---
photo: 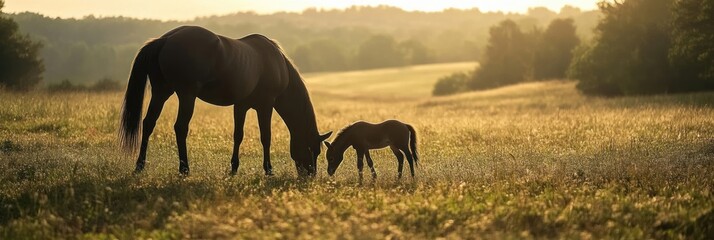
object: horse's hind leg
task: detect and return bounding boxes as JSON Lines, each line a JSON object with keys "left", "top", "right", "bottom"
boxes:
{"left": 365, "top": 151, "right": 377, "bottom": 179}
{"left": 257, "top": 107, "right": 274, "bottom": 176}
{"left": 135, "top": 86, "right": 173, "bottom": 173}
{"left": 400, "top": 146, "right": 416, "bottom": 178}
{"left": 390, "top": 146, "right": 404, "bottom": 179}
{"left": 174, "top": 94, "right": 196, "bottom": 175}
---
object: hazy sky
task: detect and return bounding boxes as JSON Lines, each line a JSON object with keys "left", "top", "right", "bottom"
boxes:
{"left": 4, "top": 0, "right": 600, "bottom": 21}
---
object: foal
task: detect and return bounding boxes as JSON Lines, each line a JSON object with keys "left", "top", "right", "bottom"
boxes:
{"left": 325, "top": 120, "right": 419, "bottom": 179}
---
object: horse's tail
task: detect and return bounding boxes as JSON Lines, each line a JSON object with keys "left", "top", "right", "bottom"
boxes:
{"left": 119, "top": 38, "right": 165, "bottom": 153}
{"left": 406, "top": 124, "right": 419, "bottom": 167}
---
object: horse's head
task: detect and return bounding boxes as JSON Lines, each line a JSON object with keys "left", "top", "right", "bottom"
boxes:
{"left": 293, "top": 131, "right": 332, "bottom": 177}
{"left": 324, "top": 141, "right": 344, "bottom": 176}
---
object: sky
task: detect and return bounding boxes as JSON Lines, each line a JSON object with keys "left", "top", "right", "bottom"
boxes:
{"left": 4, "top": 0, "right": 600, "bottom": 21}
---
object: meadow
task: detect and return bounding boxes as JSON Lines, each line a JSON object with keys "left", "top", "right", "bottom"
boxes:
{"left": 1, "top": 62, "right": 713, "bottom": 239}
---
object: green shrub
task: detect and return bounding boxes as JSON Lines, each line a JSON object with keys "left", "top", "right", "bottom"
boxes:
{"left": 47, "top": 79, "right": 86, "bottom": 92}
{"left": 90, "top": 78, "right": 123, "bottom": 92}
{"left": 47, "top": 78, "right": 123, "bottom": 93}
{"left": 432, "top": 72, "right": 470, "bottom": 96}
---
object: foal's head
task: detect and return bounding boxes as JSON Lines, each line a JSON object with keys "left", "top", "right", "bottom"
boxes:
{"left": 324, "top": 141, "right": 344, "bottom": 176}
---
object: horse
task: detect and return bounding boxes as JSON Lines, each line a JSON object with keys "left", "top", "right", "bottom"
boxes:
{"left": 324, "top": 120, "right": 418, "bottom": 180}
{"left": 118, "top": 26, "right": 332, "bottom": 176}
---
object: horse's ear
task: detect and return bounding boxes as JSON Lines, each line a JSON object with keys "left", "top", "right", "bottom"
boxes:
{"left": 324, "top": 141, "right": 332, "bottom": 149}
{"left": 319, "top": 131, "right": 333, "bottom": 142}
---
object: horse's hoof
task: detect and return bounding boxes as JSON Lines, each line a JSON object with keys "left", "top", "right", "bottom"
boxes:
{"left": 179, "top": 167, "right": 190, "bottom": 176}
{"left": 265, "top": 171, "right": 274, "bottom": 176}
{"left": 134, "top": 165, "right": 144, "bottom": 174}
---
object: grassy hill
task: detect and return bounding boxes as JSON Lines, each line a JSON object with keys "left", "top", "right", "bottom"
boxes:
{"left": 1, "top": 63, "right": 713, "bottom": 238}
{"left": 305, "top": 62, "right": 476, "bottom": 99}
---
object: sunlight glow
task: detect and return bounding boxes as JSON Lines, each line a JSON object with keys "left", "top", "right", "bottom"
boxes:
{"left": 4, "top": 0, "right": 599, "bottom": 20}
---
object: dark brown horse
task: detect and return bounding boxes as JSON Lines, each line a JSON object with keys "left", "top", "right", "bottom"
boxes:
{"left": 325, "top": 120, "right": 418, "bottom": 179}
{"left": 119, "top": 26, "right": 331, "bottom": 176}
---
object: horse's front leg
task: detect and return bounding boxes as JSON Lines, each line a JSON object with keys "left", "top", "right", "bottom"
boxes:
{"left": 257, "top": 107, "right": 274, "bottom": 176}
{"left": 356, "top": 149, "right": 365, "bottom": 182}
{"left": 231, "top": 106, "right": 248, "bottom": 175}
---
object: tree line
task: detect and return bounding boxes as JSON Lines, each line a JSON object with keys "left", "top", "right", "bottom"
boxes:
{"left": 435, "top": 0, "right": 714, "bottom": 96}
{"left": 0, "top": 0, "right": 43, "bottom": 91}
{"left": 570, "top": 0, "right": 714, "bottom": 95}
{"left": 433, "top": 18, "right": 580, "bottom": 95}
{"left": 0, "top": 5, "right": 599, "bottom": 90}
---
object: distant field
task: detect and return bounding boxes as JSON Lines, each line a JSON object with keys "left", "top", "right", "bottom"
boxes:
{"left": 305, "top": 62, "right": 476, "bottom": 99}
{"left": 1, "top": 63, "right": 713, "bottom": 238}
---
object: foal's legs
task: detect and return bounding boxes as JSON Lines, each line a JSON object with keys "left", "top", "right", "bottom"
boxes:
{"left": 390, "top": 146, "right": 405, "bottom": 179}
{"left": 257, "top": 107, "right": 274, "bottom": 176}
{"left": 174, "top": 95, "right": 196, "bottom": 175}
{"left": 230, "top": 106, "right": 248, "bottom": 175}
{"left": 135, "top": 88, "right": 172, "bottom": 173}
{"left": 356, "top": 149, "right": 365, "bottom": 181}
{"left": 401, "top": 146, "right": 416, "bottom": 178}
{"left": 364, "top": 151, "right": 377, "bottom": 179}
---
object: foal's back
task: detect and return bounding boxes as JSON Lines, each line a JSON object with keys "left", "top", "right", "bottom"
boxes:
{"left": 349, "top": 120, "right": 410, "bottom": 149}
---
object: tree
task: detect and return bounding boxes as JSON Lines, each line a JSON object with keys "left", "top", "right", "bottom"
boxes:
{"left": 355, "top": 34, "right": 405, "bottom": 69}
{"left": 291, "top": 39, "right": 347, "bottom": 72}
{"left": 527, "top": 7, "right": 558, "bottom": 25}
{"left": 534, "top": 18, "right": 580, "bottom": 80}
{"left": 568, "top": 0, "right": 674, "bottom": 95}
{"left": 469, "top": 20, "right": 533, "bottom": 90}
{"left": 559, "top": 5, "right": 583, "bottom": 18}
{"left": 669, "top": 0, "right": 714, "bottom": 91}
{"left": 399, "top": 39, "right": 434, "bottom": 65}
{"left": 432, "top": 18, "right": 583, "bottom": 95}
{"left": 0, "top": 0, "right": 44, "bottom": 91}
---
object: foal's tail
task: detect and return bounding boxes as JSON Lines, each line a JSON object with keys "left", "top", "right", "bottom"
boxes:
{"left": 119, "top": 38, "right": 165, "bottom": 153}
{"left": 406, "top": 124, "right": 419, "bottom": 167}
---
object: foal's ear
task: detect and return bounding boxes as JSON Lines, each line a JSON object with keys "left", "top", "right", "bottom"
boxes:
{"left": 319, "top": 131, "right": 333, "bottom": 142}
{"left": 324, "top": 141, "right": 332, "bottom": 149}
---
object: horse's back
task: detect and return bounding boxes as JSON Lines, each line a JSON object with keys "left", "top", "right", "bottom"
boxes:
{"left": 159, "top": 26, "right": 222, "bottom": 83}
{"left": 155, "top": 26, "right": 288, "bottom": 106}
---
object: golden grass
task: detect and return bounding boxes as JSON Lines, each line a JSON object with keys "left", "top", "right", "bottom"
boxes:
{"left": 0, "top": 65, "right": 713, "bottom": 238}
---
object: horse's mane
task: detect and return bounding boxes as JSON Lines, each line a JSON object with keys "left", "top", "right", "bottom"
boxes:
{"left": 250, "top": 34, "right": 303, "bottom": 74}
{"left": 246, "top": 34, "right": 320, "bottom": 140}
{"left": 334, "top": 122, "right": 358, "bottom": 141}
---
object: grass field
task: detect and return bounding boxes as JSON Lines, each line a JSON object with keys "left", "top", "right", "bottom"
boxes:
{"left": 1, "top": 62, "right": 713, "bottom": 239}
